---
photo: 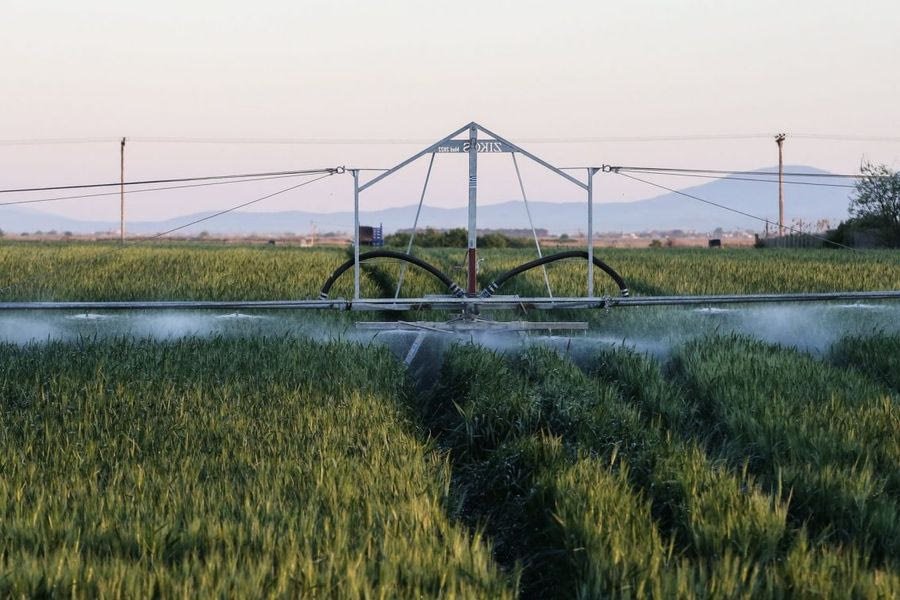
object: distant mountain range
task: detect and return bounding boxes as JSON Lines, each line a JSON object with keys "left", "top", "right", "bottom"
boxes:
{"left": 0, "top": 166, "right": 854, "bottom": 236}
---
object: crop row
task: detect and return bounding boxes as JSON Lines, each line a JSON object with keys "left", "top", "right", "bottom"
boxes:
{"left": 2, "top": 327, "right": 898, "bottom": 597}
{"left": 830, "top": 332, "right": 900, "bottom": 393}
{"left": 663, "top": 336, "right": 899, "bottom": 560}
{"left": 0, "top": 242, "right": 897, "bottom": 301}
{"left": 421, "top": 336, "right": 899, "bottom": 597}
{"left": 420, "top": 247, "right": 900, "bottom": 297}
{"left": 0, "top": 337, "right": 512, "bottom": 598}
{"left": 0, "top": 243, "right": 379, "bottom": 301}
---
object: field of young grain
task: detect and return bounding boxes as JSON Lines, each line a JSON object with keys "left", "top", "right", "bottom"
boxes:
{"left": 0, "top": 241, "right": 898, "bottom": 300}
{"left": 425, "top": 339, "right": 900, "bottom": 597}
{"left": 0, "top": 241, "right": 898, "bottom": 597}
{"left": 0, "top": 338, "right": 510, "bottom": 597}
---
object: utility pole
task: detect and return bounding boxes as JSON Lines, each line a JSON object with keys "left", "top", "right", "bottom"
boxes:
{"left": 120, "top": 137, "right": 126, "bottom": 243}
{"left": 775, "top": 133, "right": 785, "bottom": 236}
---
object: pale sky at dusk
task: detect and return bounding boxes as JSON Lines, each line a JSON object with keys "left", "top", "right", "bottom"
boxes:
{"left": 2, "top": 0, "right": 898, "bottom": 223}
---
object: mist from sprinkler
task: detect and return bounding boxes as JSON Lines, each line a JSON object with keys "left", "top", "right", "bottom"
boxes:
{"left": 0, "top": 303, "right": 897, "bottom": 367}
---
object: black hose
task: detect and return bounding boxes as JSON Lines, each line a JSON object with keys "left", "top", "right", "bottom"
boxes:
{"left": 319, "top": 250, "right": 464, "bottom": 299}
{"left": 480, "top": 251, "right": 629, "bottom": 298}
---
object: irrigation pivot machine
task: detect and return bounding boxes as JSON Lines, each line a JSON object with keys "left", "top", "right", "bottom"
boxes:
{"left": 319, "top": 121, "right": 631, "bottom": 332}
{"left": 2, "top": 121, "right": 900, "bottom": 330}
{"left": 320, "top": 121, "right": 900, "bottom": 332}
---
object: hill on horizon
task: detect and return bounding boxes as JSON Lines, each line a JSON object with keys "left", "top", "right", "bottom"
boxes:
{"left": 0, "top": 166, "right": 855, "bottom": 236}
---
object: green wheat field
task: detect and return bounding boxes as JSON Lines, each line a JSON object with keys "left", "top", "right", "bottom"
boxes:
{"left": 0, "top": 242, "right": 898, "bottom": 598}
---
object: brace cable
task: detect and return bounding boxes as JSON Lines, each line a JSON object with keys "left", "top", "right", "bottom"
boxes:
{"left": 614, "top": 171, "right": 856, "bottom": 251}
{"left": 512, "top": 153, "right": 553, "bottom": 298}
{"left": 394, "top": 153, "right": 435, "bottom": 299}
{"left": 0, "top": 172, "right": 335, "bottom": 298}
{"left": 614, "top": 166, "right": 882, "bottom": 179}
{"left": 615, "top": 170, "right": 857, "bottom": 189}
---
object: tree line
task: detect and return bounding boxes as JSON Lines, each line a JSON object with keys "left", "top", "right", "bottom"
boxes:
{"left": 831, "top": 161, "right": 900, "bottom": 247}
{"left": 385, "top": 228, "right": 535, "bottom": 248}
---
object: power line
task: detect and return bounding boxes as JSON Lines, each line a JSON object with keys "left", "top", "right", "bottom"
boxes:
{"left": 0, "top": 167, "right": 342, "bottom": 194}
{"left": 126, "top": 134, "right": 777, "bottom": 145}
{"left": 99, "top": 133, "right": 900, "bottom": 144}
{"left": 0, "top": 173, "right": 336, "bottom": 297}
{"left": 613, "top": 166, "right": 877, "bottom": 179}
{"left": 531, "top": 133, "right": 900, "bottom": 144}
{"left": 523, "top": 134, "right": 774, "bottom": 143}
{"left": 0, "top": 138, "right": 119, "bottom": 146}
{"left": 2, "top": 133, "right": 899, "bottom": 146}
{"left": 129, "top": 137, "right": 430, "bottom": 145}
{"left": 611, "top": 170, "right": 857, "bottom": 189}
{"left": 146, "top": 173, "right": 334, "bottom": 238}
{"left": 614, "top": 171, "right": 854, "bottom": 251}
{"left": 791, "top": 134, "right": 900, "bottom": 143}
{"left": 0, "top": 173, "right": 318, "bottom": 208}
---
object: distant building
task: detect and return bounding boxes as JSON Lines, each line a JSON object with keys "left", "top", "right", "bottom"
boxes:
{"left": 359, "top": 224, "right": 384, "bottom": 246}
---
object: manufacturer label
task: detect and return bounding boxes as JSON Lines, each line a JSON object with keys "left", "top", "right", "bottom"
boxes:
{"left": 435, "top": 140, "right": 513, "bottom": 153}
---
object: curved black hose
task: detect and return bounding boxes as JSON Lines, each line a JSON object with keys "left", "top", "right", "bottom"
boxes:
{"left": 319, "top": 250, "right": 464, "bottom": 299}
{"left": 480, "top": 251, "right": 629, "bottom": 298}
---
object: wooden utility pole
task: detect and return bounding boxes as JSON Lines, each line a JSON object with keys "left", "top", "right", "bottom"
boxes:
{"left": 775, "top": 133, "right": 786, "bottom": 236}
{"left": 120, "top": 137, "right": 126, "bottom": 243}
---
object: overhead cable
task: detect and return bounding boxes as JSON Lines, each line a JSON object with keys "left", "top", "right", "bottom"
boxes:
{"left": 0, "top": 172, "right": 335, "bottom": 297}
{"left": 512, "top": 153, "right": 553, "bottom": 298}
{"left": 0, "top": 167, "right": 343, "bottom": 195}
{"left": 144, "top": 172, "right": 335, "bottom": 239}
{"left": 394, "top": 153, "right": 435, "bottom": 299}
{"left": 0, "top": 138, "right": 119, "bottom": 146}
{"left": 0, "top": 173, "right": 324, "bottom": 208}
{"left": 2, "top": 133, "right": 899, "bottom": 146}
{"left": 613, "top": 166, "right": 882, "bottom": 179}
{"left": 612, "top": 171, "right": 857, "bottom": 189}
{"left": 110, "top": 133, "right": 900, "bottom": 144}
{"left": 790, "top": 134, "right": 900, "bottom": 143}
{"left": 614, "top": 171, "right": 855, "bottom": 251}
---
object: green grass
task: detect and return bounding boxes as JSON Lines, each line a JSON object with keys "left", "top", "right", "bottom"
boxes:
{"left": 667, "top": 336, "right": 900, "bottom": 562}
{"left": 465, "top": 247, "right": 900, "bottom": 297}
{"left": 0, "top": 337, "right": 513, "bottom": 598}
{"left": 420, "top": 343, "right": 899, "bottom": 598}
{"left": 3, "top": 333, "right": 899, "bottom": 597}
{"left": 830, "top": 332, "right": 900, "bottom": 393}
{"left": 0, "top": 241, "right": 897, "bottom": 301}
{"left": 1, "top": 241, "right": 899, "bottom": 597}
{"left": 0, "top": 243, "right": 382, "bottom": 301}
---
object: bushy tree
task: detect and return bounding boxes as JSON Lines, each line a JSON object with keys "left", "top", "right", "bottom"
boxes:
{"left": 850, "top": 162, "right": 900, "bottom": 226}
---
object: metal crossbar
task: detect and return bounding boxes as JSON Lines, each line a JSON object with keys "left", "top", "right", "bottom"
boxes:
{"left": 351, "top": 122, "right": 600, "bottom": 301}
{"left": 2, "top": 291, "right": 899, "bottom": 312}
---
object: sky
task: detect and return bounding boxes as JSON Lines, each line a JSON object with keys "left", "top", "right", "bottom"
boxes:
{"left": 1, "top": 0, "right": 899, "bottom": 225}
